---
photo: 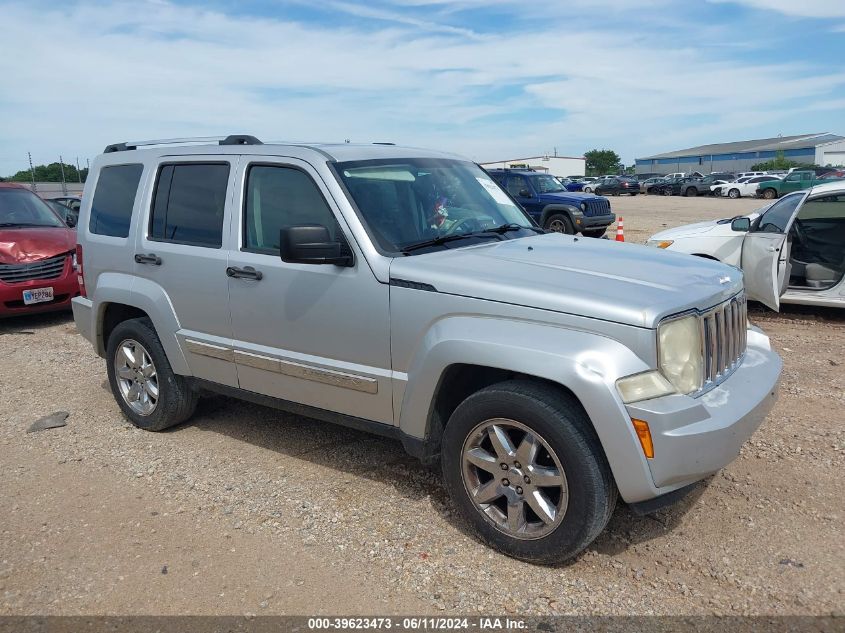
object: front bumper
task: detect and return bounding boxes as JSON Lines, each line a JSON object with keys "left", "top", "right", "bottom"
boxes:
{"left": 575, "top": 213, "right": 616, "bottom": 231}
{"left": 625, "top": 326, "right": 781, "bottom": 491}
{"left": 0, "top": 259, "right": 80, "bottom": 318}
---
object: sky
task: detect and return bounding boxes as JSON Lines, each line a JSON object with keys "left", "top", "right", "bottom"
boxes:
{"left": 1, "top": 0, "right": 844, "bottom": 176}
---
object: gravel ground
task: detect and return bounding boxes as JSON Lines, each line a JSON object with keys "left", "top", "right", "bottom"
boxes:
{"left": 1, "top": 194, "right": 843, "bottom": 616}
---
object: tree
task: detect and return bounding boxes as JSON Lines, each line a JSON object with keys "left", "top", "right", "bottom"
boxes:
{"left": 750, "top": 150, "right": 805, "bottom": 172}
{"left": 584, "top": 149, "right": 622, "bottom": 176}
{"left": 6, "top": 162, "right": 88, "bottom": 183}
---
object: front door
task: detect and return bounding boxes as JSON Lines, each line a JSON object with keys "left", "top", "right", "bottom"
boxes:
{"left": 505, "top": 175, "right": 542, "bottom": 219}
{"left": 225, "top": 158, "right": 393, "bottom": 424}
{"left": 135, "top": 158, "right": 239, "bottom": 386}
{"left": 741, "top": 192, "right": 805, "bottom": 311}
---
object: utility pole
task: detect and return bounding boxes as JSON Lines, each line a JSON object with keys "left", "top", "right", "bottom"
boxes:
{"left": 59, "top": 155, "right": 68, "bottom": 195}
{"left": 28, "top": 152, "right": 37, "bottom": 192}
{"left": 75, "top": 157, "right": 83, "bottom": 184}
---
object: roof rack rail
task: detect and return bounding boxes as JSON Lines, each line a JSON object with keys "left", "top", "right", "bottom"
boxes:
{"left": 103, "top": 134, "right": 263, "bottom": 153}
{"left": 372, "top": 142, "right": 395, "bottom": 146}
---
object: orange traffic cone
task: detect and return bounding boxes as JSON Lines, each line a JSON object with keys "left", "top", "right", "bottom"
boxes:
{"left": 615, "top": 216, "right": 625, "bottom": 242}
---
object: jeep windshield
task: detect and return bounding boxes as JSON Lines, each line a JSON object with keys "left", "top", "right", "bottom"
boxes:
{"left": 335, "top": 158, "right": 537, "bottom": 255}
{"left": 530, "top": 174, "right": 566, "bottom": 193}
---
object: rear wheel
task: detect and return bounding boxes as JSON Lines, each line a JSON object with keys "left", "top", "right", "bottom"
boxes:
{"left": 583, "top": 186, "right": 593, "bottom": 194}
{"left": 728, "top": 188, "right": 740, "bottom": 199}
{"left": 106, "top": 317, "right": 198, "bottom": 431}
{"left": 441, "top": 380, "right": 617, "bottom": 564}
{"left": 662, "top": 187, "right": 673, "bottom": 196}
{"left": 545, "top": 214, "right": 574, "bottom": 234}
{"left": 684, "top": 187, "right": 697, "bottom": 197}
{"left": 761, "top": 188, "right": 778, "bottom": 200}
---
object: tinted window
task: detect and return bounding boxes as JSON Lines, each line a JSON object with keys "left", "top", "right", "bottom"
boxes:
{"left": 756, "top": 194, "right": 803, "bottom": 233}
{"left": 244, "top": 165, "right": 337, "bottom": 252}
{"left": 89, "top": 164, "right": 143, "bottom": 237}
{"left": 150, "top": 163, "right": 229, "bottom": 247}
{"left": 505, "top": 175, "right": 528, "bottom": 197}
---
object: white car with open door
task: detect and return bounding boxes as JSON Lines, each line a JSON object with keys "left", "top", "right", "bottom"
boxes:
{"left": 646, "top": 183, "right": 845, "bottom": 309}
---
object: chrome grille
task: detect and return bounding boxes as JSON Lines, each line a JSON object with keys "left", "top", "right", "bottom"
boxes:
{"left": 0, "top": 254, "right": 67, "bottom": 284}
{"left": 701, "top": 292, "right": 747, "bottom": 388}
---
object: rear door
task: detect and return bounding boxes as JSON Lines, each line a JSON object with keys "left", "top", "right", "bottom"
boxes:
{"left": 741, "top": 192, "right": 805, "bottom": 310}
{"left": 135, "top": 158, "right": 239, "bottom": 386}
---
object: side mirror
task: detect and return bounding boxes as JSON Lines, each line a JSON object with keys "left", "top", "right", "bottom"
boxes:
{"left": 730, "top": 217, "right": 751, "bottom": 232}
{"left": 65, "top": 214, "right": 77, "bottom": 228}
{"left": 518, "top": 189, "right": 532, "bottom": 198}
{"left": 279, "top": 225, "right": 353, "bottom": 266}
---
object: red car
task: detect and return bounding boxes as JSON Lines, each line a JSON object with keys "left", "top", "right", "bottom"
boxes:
{"left": 0, "top": 183, "right": 80, "bottom": 317}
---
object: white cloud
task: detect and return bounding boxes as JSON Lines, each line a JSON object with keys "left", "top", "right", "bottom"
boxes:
{"left": 706, "top": 0, "right": 845, "bottom": 18}
{"left": 0, "top": 0, "right": 843, "bottom": 175}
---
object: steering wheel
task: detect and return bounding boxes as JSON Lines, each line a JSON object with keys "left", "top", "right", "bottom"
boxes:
{"left": 443, "top": 217, "right": 479, "bottom": 236}
{"left": 791, "top": 218, "right": 807, "bottom": 247}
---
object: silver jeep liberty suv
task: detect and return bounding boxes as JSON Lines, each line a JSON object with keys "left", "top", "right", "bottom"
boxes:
{"left": 72, "top": 135, "right": 782, "bottom": 564}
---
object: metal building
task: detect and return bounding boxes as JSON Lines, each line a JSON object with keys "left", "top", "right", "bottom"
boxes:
{"left": 480, "top": 155, "right": 586, "bottom": 178}
{"left": 636, "top": 133, "right": 845, "bottom": 176}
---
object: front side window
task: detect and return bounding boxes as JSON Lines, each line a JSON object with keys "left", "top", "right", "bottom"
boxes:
{"left": 150, "top": 163, "right": 229, "bottom": 247}
{"left": 336, "top": 158, "right": 534, "bottom": 254}
{"left": 244, "top": 165, "right": 338, "bottom": 253}
{"left": 89, "top": 164, "right": 143, "bottom": 237}
{"left": 756, "top": 193, "right": 803, "bottom": 233}
{"left": 504, "top": 175, "right": 528, "bottom": 197}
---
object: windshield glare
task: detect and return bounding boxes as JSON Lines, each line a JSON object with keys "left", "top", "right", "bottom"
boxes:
{"left": 0, "top": 189, "right": 65, "bottom": 228}
{"left": 337, "top": 159, "right": 533, "bottom": 253}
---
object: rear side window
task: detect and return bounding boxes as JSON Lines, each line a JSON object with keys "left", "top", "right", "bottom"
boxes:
{"left": 89, "top": 164, "right": 143, "bottom": 237}
{"left": 244, "top": 165, "right": 337, "bottom": 253}
{"left": 150, "top": 163, "right": 229, "bottom": 247}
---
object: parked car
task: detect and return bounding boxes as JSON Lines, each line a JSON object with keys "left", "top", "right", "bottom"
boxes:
{"left": 650, "top": 176, "right": 692, "bottom": 196}
{"left": 755, "top": 170, "right": 844, "bottom": 200}
{"left": 555, "top": 177, "right": 586, "bottom": 192}
{"left": 0, "top": 183, "right": 80, "bottom": 317}
{"left": 593, "top": 177, "right": 639, "bottom": 196}
{"left": 820, "top": 169, "right": 845, "bottom": 180}
{"left": 50, "top": 196, "right": 83, "bottom": 213}
{"left": 711, "top": 176, "right": 753, "bottom": 197}
{"left": 676, "top": 175, "right": 731, "bottom": 197}
{"left": 487, "top": 168, "right": 615, "bottom": 236}
{"left": 721, "top": 175, "right": 782, "bottom": 199}
{"left": 45, "top": 198, "right": 80, "bottom": 227}
{"left": 736, "top": 171, "right": 768, "bottom": 179}
{"left": 639, "top": 176, "right": 666, "bottom": 193}
{"left": 72, "top": 134, "right": 781, "bottom": 564}
{"left": 647, "top": 183, "right": 845, "bottom": 309}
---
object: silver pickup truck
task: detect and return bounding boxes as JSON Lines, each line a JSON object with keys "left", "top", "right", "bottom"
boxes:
{"left": 72, "top": 135, "right": 782, "bottom": 564}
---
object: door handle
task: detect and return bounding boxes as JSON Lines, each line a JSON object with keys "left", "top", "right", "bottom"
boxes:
{"left": 134, "top": 253, "right": 162, "bottom": 265}
{"left": 226, "top": 266, "right": 263, "bottom": 281}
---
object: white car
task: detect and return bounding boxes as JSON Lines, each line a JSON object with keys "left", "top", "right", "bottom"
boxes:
{"left": 711, "top": 176, "right": 751, "bottom": 197}
{"left": 647, "top": 182, "right": 845, "bottom": 310}
{"left": 720, "top": 175, "right": 782, "bottom": 199}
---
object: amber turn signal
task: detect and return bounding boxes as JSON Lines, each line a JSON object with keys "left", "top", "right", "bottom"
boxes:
{"left": 631, "top": 418, "right": 654, "bottom": 459}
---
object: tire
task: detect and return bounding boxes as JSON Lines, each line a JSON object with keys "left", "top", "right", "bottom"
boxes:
{"left": 630, "top": 192, "right": 638, "bottom": 196}
{"left": 441, "top": 380, "right": 617, "bottom": 565}
{"left": 544, "top": 213, "right": 575, "bottom": 234}
{"left": 662, "top": 187, "right": 673, "bottom": 196}
{"left": 728, "top": 188, "right": 740, "bottom": 199}
{"left": 684, "top": 187, "right": 697, "bottom": 197}
{"left": 761, "top": 188, "right": 778, "bottom": 200}
{"left": 106, "top": 317, "right": 198, "bottom": 431}
{"left": 583, "top": 186, "right": 593, "bottom": 194}
{"left": 582, "top": 228, "right": 606, "bottom": 238}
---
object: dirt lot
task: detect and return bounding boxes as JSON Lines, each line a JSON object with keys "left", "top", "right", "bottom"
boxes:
{"left": 1, "top": 194, "right": 843, "bottom": 616}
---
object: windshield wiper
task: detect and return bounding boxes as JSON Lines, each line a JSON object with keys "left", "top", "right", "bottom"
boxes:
{"left": 483, "top": 223, "right": 544, "bottom": 235}
{"left": 401, "top": 232, "right": 500, "bottom": 253}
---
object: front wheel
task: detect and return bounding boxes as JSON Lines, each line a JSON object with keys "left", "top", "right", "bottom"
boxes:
{"left": 662, "top": 187, "right": 673, "bottom": 196}
{"left": 684, "top": 187, "right": 697, "bottom": 197}
{"left": 106, "top": 317, "right": 198, "bottom": 431}
{"left": 544, "top": 214, "right": 574, "bottom": 234}
{"left": 583, "top": 186, "right": 593, "bottom": 194}
{"left": 441, "top": 380, "right": 617, "bottom": 564}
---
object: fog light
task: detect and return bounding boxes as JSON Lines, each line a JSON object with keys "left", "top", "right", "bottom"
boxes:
{"left": 632, "top": 418, "right": 654, "bottom": 458}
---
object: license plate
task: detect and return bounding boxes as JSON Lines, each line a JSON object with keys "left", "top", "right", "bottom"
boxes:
{"left": 22, "top": 287, "right": 54, "bottom": 305}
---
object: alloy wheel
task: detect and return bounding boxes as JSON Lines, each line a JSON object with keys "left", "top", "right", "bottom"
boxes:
{"left": 461, "top": 418, "right": 568, "bottom": 540}
{"left": 114, "top": 339, "right": 159, "bottom": 416}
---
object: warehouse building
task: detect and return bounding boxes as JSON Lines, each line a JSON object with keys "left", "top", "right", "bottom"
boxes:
{"left": 480, "top": 154, "right": 585, "bottom": 178}
{"left": 636, "top": 133, "right": 845, "bottom": 176}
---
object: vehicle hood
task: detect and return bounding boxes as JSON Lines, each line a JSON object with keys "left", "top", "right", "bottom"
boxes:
{"left": 0, "top": 227, "right": 76, "bottom": 264}
{"left": 649, "top": 212, "right": 763, "bottom": 241}
{"left": 389, "top": 233, "right": 743, "bottom": 328}
{"left": 539, "top": 191, "right": 602, "bottom": 205}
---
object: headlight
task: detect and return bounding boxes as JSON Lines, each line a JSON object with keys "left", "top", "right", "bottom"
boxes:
{"left": 616, "top": 371, "right": 675, "bottom": 403}
{"left": 658, "top": 315, "right": 703, "bottom": 394}
{"left": 646, "top": 239, "right": 674, "bottom": 249}
{"left": 580, "top": 202, "right": 587, "bottom": 211}
{"left": 71, "top": 251, "right": 78, "bottom": 270}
